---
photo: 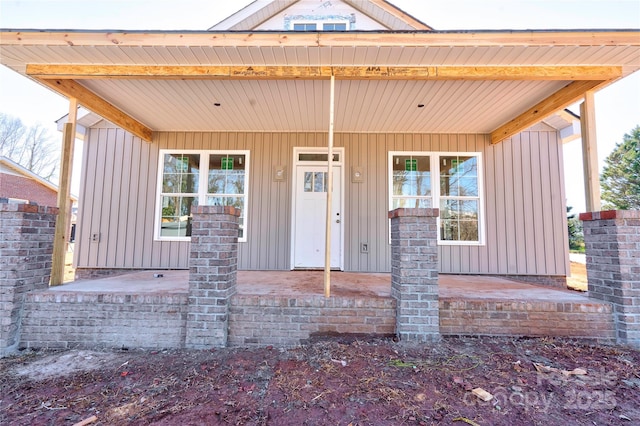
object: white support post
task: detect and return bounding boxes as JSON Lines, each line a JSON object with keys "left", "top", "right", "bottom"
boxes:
{"left": 580, "top": 91, "right": 601, "bottom": 212}
{"left": 324, "top": 75, "right": 336, "bottom": 298}
{"left": 50, "top": 98, "right": 78, "bottom": 285}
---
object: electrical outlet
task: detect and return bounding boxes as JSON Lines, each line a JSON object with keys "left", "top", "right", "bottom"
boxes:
{"left": 91, "top": 233, "right": 101, "bottom": 242}
{"left": 361, "top": 243, "right": 368, "bottom": 254}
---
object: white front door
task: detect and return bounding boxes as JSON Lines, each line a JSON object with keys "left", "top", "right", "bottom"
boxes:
{"left": 293, "top": 164, "right": 342, "bottom": 269}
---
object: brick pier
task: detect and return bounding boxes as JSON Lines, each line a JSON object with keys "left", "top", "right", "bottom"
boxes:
{"left": 580, "top": 210, "right": 640, "bottom": 348}
{"left": 185, "top": 206, "right": 240, "bottom": 349}
{"left": 389, "top": 208, "right": 440, "bottom": 342}
{"left": 0, "top": 202, "right": 58, "bottom": 356}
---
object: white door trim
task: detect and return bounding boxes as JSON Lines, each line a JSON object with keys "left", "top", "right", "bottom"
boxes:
{"left": 290, "top": 147, "right": 345, "bottom": 270}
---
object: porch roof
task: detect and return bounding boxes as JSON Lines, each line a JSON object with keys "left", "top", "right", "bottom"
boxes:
{"left": 1, "top": 29, "right": 639, "bottom": 142}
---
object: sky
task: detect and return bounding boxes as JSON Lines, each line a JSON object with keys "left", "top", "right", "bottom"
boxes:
{"left": 0, "top": 0, "right": 639, "bottom": 211}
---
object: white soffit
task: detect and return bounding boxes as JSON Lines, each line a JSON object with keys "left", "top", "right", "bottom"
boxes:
{"left": 75, "top": 78, "right": 567, "bottom": 133}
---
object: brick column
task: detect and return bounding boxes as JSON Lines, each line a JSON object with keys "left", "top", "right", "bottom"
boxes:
{"left": 580, "top": 210, "right": 640, "bottom": 348}
{"left": 185, "top": 206, "right": 240, "bottom": 349}
{"left": 0, "top": 201, "right": 58, "bottom": 357}
{"left": 389, "top": 208, "right": 440, "bottom": 342}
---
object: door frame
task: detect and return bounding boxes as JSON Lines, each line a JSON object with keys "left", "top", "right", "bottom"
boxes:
{"left": 290, "top": 146, "right": 345, "bottom": 270}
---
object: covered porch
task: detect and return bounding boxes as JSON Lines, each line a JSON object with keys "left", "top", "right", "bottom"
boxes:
{"left": 18, "top": 269, "right": 614, "bottom": 349}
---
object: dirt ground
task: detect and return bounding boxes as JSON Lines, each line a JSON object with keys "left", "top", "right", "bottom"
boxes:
{"left": 566, "top": 262, "right": 588, "bottom": 292}
{"left": 1, "top": 336, "right": 638, "bottom": 426}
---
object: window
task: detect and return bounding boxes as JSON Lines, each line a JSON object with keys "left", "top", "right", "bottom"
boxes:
{"left": 323, "top": 23, "right": 347, "bottom": 31}
{"left": 439, "top": 156, "right": 480, "bottom": 242}
{"left": 157, "top": 150, "right": 249, "bottom": 242}
{"left": 304, "top": 171, "right": 328, "bottom": 192}
{"left": 293, "top": 23, "right": 317, "bottom": 31}
{"left": 391, "top": 154, "right": 432, "bottom": 209}
{"left": 389, "top": 152, "right": 484, "bottom": 245}
{"left": 290, "top": 20, "right": 350, "bottom": 31}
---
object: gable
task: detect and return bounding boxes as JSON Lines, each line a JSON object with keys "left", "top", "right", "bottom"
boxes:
{"left": 210, "top": 0, "right": 431, "bottom": 31}
{"left": 255, "top": 0, "right": 387, "bottom": 31}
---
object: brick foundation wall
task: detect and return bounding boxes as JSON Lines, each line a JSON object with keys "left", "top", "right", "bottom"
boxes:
{"left": 0, "top": 202, "right": 58, "bottom": 357}
{"left": 389, "top": 208, "right": 440, "bottom": 342}
{"left": 228, "top": 295, "right": 396, "bottom": 347}
{"left": 20, "top": 292, "right": 188, "bottom": 350}
{"left": 580, "top": 210, "right": 640, "bottom": 348}
{"left": 440, "top": 299, "right": 615, "bottom": 341}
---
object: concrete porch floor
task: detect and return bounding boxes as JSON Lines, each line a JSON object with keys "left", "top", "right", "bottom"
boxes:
{"left": 52, "top": 270, "right": 590, "bottom": 303}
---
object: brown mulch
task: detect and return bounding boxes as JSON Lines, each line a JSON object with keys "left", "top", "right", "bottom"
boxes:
{"left": 1, "top": 336, "right": 639, "bottom": 425}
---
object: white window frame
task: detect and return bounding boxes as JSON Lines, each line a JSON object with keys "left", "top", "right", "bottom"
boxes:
{"left": 155, "top": 149, "right": 250, "bottom": 243}
{"left": 291, "top": 19, "right": 350, "bottom": 31}
{"left": 388, "top": 151, "right": 485, "bottom": 246}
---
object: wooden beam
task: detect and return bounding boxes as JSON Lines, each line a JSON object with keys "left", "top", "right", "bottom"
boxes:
{"left": 3, "top": 30, "right": 639, "bottom": 48}
{"left": 51, "top": 99, "right": 77, "bottom": 286}
{"left": 580, "top": 93, "right": 602, "bottom": 211}
{"left": 27, "top": 64, "right": 623, "bottom": 81}
{"left": 490, "top": 80, "right": 609, "bottom": 144}
{"left": 28, "top": 64, "right": 325, "bottom": 80}
{"left": 34, "top": 77, "right": 153, "bottom": 142}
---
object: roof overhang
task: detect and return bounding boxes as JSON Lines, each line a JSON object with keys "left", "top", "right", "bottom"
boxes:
{"left": 1, "top": 30, "right": 638, "bottom": 143}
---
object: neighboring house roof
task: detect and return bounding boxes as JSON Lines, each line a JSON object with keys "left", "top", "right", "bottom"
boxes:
{"left": 0, "top": 156, "right": 78, "bottom": 203}
{"left": 209, "top": 0, "right": 432, "bottom": 31}
{"left": 0, "top": 2, "right": 637, "bottom": 144}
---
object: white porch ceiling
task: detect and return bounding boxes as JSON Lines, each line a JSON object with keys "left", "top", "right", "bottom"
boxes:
{"left": 78, "top": 78, "right": 567, "bottom": 133}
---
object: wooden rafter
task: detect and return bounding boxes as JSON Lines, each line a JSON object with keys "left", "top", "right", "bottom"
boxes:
{"left": 35, "top": 78, "right": 153, "bottom": 142}
{"left": 27, "top": 64, "right": 623, "bottom": 81}
{"left": 490, "top": 80, "right": 610, "bottom": 144}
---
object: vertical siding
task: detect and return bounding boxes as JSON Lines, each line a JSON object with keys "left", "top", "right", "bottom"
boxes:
{"left": 75, "top": 128, "right": 568, "bottom": 276}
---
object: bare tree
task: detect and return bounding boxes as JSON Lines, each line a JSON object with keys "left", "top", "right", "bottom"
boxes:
{"left": 0, "top": 113, "right": 26, "bottom": 158}
{"left": 0, "top": 112, "right": 59, "bottom": 180}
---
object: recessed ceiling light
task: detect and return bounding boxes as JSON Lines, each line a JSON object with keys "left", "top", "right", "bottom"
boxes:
{"left": 417, "top": 104, "right": 425, "bottom": 108}
{"left": 214, "top": 102, "right": 221, "bottom": 107}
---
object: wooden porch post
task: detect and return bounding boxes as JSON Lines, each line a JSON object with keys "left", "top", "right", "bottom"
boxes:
{"left": 50, "top": 98, "right": 77, "bottom": 285}
{"left": 324, "top": 75, "right": 336, "bottom": 298}
{"left": 580, "top": 91, "right": 601, "bottom": 212}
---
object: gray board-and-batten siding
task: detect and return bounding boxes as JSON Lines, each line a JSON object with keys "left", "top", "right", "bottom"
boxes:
{"left": 74, "top": 124, "right": 569, "bottom": 276}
